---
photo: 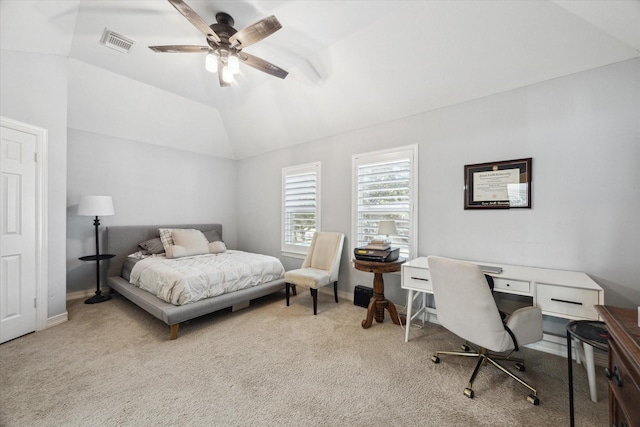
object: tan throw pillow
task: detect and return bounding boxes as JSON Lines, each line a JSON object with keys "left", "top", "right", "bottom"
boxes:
{"left": 166, "top": 229, "right": 209, "bottom": 258}
{"left": 208, "top": 241, "right": 227, "bottom": 254}
{"left": 158, "top": 228, "right": 201, "bottom": 253}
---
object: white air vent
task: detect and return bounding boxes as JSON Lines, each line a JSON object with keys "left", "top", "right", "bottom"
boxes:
{"left": 100, "top": 28, "right": 136, "bottom": 53}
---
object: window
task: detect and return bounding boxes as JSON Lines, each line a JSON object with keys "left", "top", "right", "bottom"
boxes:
{"left": 352, "top": 145, "right": 418, "bottom": 259}
{"left": 282, "top": 162, "right": 321, "bottom": 257}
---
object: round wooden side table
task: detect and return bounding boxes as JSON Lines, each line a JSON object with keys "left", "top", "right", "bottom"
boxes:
{"left": 353, "top": 258, "right": 406, "bottom": 329}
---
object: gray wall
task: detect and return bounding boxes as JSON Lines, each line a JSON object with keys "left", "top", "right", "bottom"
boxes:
{"left": 237, "top": 58, "right": 640, "bottom": 310}
{"left": 0, "top": 50, "right": 68, "bottom": 318}
{"left": 4, "top": 49, "right": 637, "bottom": 322}
{"left": 66, "top": 129, "right": 238, "bottom": 294}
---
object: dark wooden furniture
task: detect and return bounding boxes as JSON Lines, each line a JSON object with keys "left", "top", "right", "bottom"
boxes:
{"left": 353, "top": 258, "right": 405, "bottom": 329}
{"left": 596, "top": 305, "right": 640, "bottom": 427}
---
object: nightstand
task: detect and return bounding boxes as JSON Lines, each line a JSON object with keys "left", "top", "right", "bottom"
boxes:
{"left": 80, "top": 253, "right": 115, "bottom": 304}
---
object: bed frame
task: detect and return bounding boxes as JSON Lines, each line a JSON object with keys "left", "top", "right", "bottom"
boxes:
{"left": 105, "top": 224, "right": 286, "bottom": 340}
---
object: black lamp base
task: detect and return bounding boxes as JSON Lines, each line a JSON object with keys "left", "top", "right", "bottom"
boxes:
{"left": 84, "top": 291, "right": 112, "bottom": 304}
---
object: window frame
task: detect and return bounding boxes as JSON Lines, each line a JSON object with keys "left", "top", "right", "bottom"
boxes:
{"left": 281, "top": 161, "right": 321, "bottom": 258}
{"left": 351, "top": 145, "right": 418, "bottom": 260}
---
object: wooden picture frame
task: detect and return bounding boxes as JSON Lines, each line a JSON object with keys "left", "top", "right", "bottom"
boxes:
{"left": 464, "top": 158, "right": 532, "bottom": 209}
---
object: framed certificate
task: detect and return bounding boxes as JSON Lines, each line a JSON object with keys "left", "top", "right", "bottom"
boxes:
{"left": 464, "top": 158, "right": 532, "bottom": 209}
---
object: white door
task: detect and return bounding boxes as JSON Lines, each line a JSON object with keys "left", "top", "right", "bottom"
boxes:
{"left": 0, "top": 124, "right": 37, "bottom": 343}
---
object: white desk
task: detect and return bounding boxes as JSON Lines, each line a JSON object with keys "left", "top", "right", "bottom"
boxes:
{"left": 401, "top": 256, "right": 604, "bottom": 401}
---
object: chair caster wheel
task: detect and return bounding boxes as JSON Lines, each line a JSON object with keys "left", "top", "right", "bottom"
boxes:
{"left": 527, "top": 394, "right": 540, "bottom": 405}
{"left": 431, "top": 355, "right": 440, "bottom": 364}
{"left": 514, "top": 362, "right": 526, "bottom": 372}
{"left": 461, "top": 344, "right": 470, "bottom": 352}
{"left": 464, "top": 388, "right": 474, "bottom": 399}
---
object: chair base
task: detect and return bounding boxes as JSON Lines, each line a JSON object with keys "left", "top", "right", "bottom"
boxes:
{"left": 286, "top": 281, "right": 338, "bottom": 315}
{"left": 431, "top": 344, "right": 539, "bottom": 405}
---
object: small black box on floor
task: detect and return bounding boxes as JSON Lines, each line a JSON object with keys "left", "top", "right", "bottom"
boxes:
{"left": 354, "top": 285, "right": 373, "bottom": 308}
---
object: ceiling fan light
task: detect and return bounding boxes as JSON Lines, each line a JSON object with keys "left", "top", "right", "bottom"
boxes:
{"left": 205, "top": 53, "right": 217, "bottom": 73}
{"left": 228, "top": 55, "right": 240, "bottom": 74}
{"left": 222, "top": 66, "right": 234, "bottom": 84}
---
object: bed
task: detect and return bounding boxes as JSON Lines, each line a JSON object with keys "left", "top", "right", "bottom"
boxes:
{"left": 106, "top": 224, "right": 286, "bottom": 340}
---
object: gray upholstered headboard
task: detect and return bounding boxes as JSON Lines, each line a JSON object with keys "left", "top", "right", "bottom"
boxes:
{"left": 106, "top": 224, "right": 222, "bottom": 278}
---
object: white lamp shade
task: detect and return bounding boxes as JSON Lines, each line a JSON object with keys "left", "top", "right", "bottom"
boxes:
{"left": 378, "top": 220, "right": 397, "bottom": 236}
{"left": 222, "top": 66, "right": 234, "bottom": 84}
{"left": 78, "top": 196, "right": 114, "bottom": 216}
{"left": 205, "top": 53, "right": 217, "bottom": 73}
{"left": 228, "top": 55, "right": 240, "bottom": 74}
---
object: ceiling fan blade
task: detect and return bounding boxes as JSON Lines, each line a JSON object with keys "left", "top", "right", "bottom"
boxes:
{"left": 238, "top": 52, "right": 288, "bottom": 79}
{"left": 229, "top": 15, "right": 282, "bottom": 49}
{"left": 149, "top": 45, "right": 210, "bottom": 53}
{"left": 167, "top": 0, "right": 221, "bottom": 45}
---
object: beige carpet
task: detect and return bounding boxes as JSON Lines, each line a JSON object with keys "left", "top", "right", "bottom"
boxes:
{"left": 0, "top": 291, "right": 608, "bottom": 426}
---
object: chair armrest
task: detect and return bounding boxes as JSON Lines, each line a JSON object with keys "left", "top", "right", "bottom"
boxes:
{"left": 506, "top": 306, "right": 543, "bottom": 346}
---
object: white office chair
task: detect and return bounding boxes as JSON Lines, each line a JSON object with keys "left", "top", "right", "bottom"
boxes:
{"left": 285, "top": 232, "right": 345, "bottom": 315}
{"left": 427, "top": 256, "right": 543, "bottom": 405}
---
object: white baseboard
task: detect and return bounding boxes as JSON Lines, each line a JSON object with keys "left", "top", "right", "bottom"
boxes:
{"left": 66, "top": 289, "right": 95, "bottom": 301}
{"left": 528, "top": 333, "right": 608, "bottom": 367}
{"left": 526, "top": 336, "right": 567, "bottom": 357}
{"left": 46, "top": 311, "right": 68, "bottom": 328}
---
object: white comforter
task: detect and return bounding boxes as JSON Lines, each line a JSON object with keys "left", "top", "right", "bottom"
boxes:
{"left": 129, "top": 250, "right": 285, "bottom": 305}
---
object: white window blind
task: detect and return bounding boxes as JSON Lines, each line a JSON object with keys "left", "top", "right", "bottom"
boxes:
{"left": 353, "top": 146, "right": 417, "bottom": 259}
{"left": 282, "top": 162, "right": 321, "bottom": 256}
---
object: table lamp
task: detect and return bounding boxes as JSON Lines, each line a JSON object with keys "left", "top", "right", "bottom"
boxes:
{"left": 377, "top": 220, "right": 397, "bottom": 244}
{"left": 78, "top": 195, "right": 114, "bottom": 304}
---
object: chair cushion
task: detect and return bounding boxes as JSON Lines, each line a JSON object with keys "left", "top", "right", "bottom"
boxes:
{"left": 506, "top": 305, "right": 543, "bottom": 346}
{"left": 308, "top": 232, "right": 341, "bottom": 271}
{"left": 285, "top": 268, "right": 331, "bottom": 289}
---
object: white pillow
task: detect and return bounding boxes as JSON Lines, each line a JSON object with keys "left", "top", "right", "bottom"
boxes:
{"left": 208, "top": 241, "right": 227, "bottom": 254}
{"left": 165, "top": 229, "right": 209, "bottom": 258}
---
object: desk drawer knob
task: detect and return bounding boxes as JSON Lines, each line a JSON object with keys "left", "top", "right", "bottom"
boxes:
{"left": 411, "top": 277, "right": 429, "bottom": 282}
{"left": 605, "top": 366, "right": 623, "bottom": 387}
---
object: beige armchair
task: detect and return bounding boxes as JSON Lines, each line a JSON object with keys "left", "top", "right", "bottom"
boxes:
{"left": 427, "top": 256, "right": 543, "bottom": 405}
{"left": 285, "top": 232, "right": 345, "bottom": 315}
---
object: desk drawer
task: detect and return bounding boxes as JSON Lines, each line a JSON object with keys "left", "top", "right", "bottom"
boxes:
{"left": 402, "top": 267, "right": 432, "bottom": 292}
{"left": 492, "top": 277, "right": 530, "bottom": 295}
{"left": 536, "top": 284, "right": 599, "bottom": 319}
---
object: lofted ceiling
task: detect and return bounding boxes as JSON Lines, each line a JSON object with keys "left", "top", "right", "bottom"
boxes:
{"left": 1, "top": 0, "right": 639, "bottom": 159}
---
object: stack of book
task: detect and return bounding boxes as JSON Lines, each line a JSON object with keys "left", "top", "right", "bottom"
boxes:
{"left": 365, "top": 239, "right": 390, "bottom": 250}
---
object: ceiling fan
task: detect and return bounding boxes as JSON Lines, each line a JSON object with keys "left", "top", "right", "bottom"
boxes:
{"left": 149, "top": 0, "right": 288, "bottom": 87}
